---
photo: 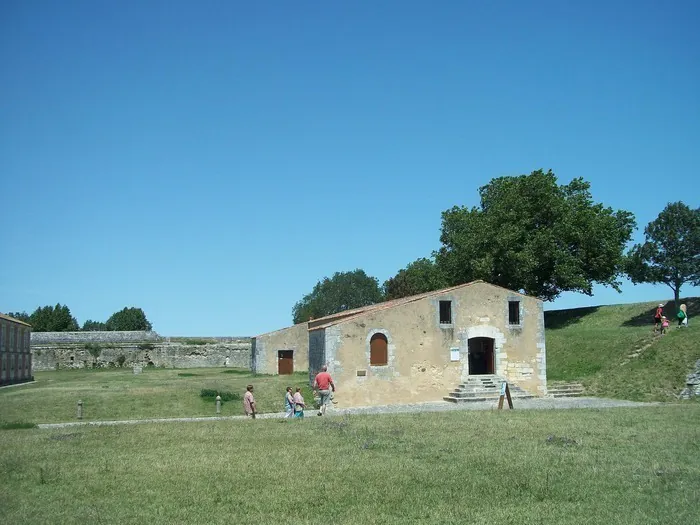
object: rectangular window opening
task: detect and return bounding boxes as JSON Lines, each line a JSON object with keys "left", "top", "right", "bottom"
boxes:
{"left": 508, "top": 301, "right": 521, "bottom": 325}
{"left": 439, "top": 301, "right": 452, "bottom": 325}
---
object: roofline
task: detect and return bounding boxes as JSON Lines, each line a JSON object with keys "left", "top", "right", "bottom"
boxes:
{"left": 0, "top": 313, "right": 32, "bottom": 327}
{"left": 308, "top": 280, "right": 540, "bottom": 331}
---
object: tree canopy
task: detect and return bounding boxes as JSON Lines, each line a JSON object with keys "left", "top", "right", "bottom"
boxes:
{"left": 383, "top": 258, "right": 448, "bottom": 300}
{"left": 82, "top": 320, "right": 108, "bottom": 331}
{"left": 6, "top": 311, "right": 30, "bottom": 324}
{"left": 27, "top": 304, "right": 79, "bottom": 332}
{"left": 292, "top": 269, "right": 385, "bottom": 324}
{"left": 435, "top": 170, "right": 636, "bottom": 301}
{"left": 105, "top": 307, "right": 153, "bottom": 331}
{"left": 625, "top": 201, "right": 700, "bottom": 307}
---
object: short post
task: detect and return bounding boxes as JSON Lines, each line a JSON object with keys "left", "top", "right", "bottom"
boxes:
{"left": 77, "top": 400, "right": 83, "bottom": 420}
{"left": 215, "top": 395, "right": 221, "bottom": 415}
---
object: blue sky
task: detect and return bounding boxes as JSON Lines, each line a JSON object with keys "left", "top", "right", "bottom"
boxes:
{"left": 1, "top": 0, "right": 698, "bottom": 336}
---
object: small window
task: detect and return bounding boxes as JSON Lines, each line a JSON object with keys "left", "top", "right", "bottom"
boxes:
{"left": 370, "top": 333, "right": 388, "bottom": 366}
{"left": 439, "top": 301, "right": 452, "bottom": 324}
{"left": 508, "top": 300, "right": 520, "bottom": 325}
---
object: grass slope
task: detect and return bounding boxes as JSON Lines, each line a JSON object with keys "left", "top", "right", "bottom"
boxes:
{"left": 0, "top": 368, "right": 313, "bottom": 425}
{"left": 546, "top": 298, "right": 699, "bottom": 401}
{"left": 1, "top": 406, "right": 698, "bottom": 524}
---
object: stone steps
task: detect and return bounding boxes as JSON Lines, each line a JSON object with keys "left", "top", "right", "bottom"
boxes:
{"left": 444, "top": 375, "right": 534, "bottom": 403}
{"left": 547, "top": 382, "right": 585, "bottom": 398}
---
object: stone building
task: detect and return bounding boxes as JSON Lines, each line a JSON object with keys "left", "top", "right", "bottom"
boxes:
{"left": 252, "top": 281, "right": 546, "bottom": 407}
{"left": 0, "top": 313, "right": 33, "bottom": 386}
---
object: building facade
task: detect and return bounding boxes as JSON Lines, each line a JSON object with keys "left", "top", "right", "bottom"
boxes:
{"left": 253, "top": 281, "right": 546, "bottom": 407}
{"left": 0, "top": 314, "right": 33, "bottom": 386}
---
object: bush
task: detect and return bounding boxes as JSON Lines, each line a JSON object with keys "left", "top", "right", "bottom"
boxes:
{"left": 138, "top": 343, "right": 155, "bottom": 351}
{"left": 200, "top": 389, "right": 241, "bottom": 403}
{"left": 116, "top": 355, "right": 127, "bottom": 367}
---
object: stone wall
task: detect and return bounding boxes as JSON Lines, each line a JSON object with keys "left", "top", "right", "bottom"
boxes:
{"left": 30, "top": 331, "right": 251, "bottom": 371}
{"left": 679, "top": 359, "right": 700, "bottom": 399}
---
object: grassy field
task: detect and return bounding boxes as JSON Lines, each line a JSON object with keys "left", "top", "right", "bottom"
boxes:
{"left": 1, "top": 405, "right": 698, "bottom": 524}
{"left": 545, "top": 298, "right": 699, "bottom": 401}
{"left": 0, "top": 368, "right": 314, "bottom": 424}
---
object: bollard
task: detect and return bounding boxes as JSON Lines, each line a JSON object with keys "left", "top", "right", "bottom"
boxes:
{"left": 215, "top": 395, "right": 221, "bottom": 415}
{"left": 77, "top": 400, "right": 83, "bottom": 420}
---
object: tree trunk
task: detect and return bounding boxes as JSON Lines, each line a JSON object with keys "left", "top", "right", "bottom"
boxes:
{"left": 674, "top": 286, "right": 680, "bottom": 311}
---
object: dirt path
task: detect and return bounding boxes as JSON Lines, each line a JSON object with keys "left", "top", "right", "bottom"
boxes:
{"left": 36, "top": 396, "right": 659, "bottom": 429}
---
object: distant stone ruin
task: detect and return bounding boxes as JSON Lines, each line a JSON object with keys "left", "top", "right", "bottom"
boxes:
{"left": 30, "top": 331, "right": 251, "bottom": 371}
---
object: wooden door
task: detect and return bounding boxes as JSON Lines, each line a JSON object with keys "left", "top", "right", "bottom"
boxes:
{"left": 278, "top": 350, "right": 294, "bottom": 375}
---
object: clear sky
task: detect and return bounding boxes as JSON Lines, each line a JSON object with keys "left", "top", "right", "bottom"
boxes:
{"left": 1, "top": 0, "right": 698, "bottom": 336}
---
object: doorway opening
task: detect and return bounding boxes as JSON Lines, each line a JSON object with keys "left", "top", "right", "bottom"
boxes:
{"left": 468, "top": 337, "right": 495, "bottom": 375}
{"left": 278, "top": 350, "right": 294, "bottom": 375}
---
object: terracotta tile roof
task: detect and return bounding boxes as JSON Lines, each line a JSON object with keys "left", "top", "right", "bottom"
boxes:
{"left": 0, "top": 313, "right": 32, "bottom": 327}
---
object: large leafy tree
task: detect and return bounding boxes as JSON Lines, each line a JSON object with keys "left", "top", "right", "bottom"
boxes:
{"left": 28, "top": 304, "right": 79, "bottom": 332}
{"left": 435, "top": 170, "right": 636, "bottom": 301}
{"left": 625, "top": 202, "right": 700, "bottom": 308}
{"left": 292, "top": 269, "right": 384, "bottom": 324}
{"left": 383, "top": 258, "right": 448, "bottom": 300}
{"left": 106, "top": 307, "right": 153, "bottom": 331}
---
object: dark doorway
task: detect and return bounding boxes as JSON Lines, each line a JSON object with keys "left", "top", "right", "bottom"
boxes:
{"left": 468, "top": 337, "right": 495, "bottom": 375}
{"left": 278, "top": 350, "right": 294, "bottom": 375}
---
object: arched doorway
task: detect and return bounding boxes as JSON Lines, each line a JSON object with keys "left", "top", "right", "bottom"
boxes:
{"left": 468, "top": 337, "right": 495, "bottom": 375}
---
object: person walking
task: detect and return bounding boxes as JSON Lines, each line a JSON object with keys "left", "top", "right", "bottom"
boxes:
{"left": 293, "top": 387, "right": 306, "bottom": 418}
{"left": 653, "top": 304, "right": 664, "bottom": 333}
{"left": 677, "top": 304, "right": 688, "bottom": 327}
{"left": 284, "top": 386, "right": 294, "bottom": 418}
{"left": 243, "top": 384, "right": 256, "bottom": 419}
{"left": 312, "top": 365, "right": 335, "bottom": 416}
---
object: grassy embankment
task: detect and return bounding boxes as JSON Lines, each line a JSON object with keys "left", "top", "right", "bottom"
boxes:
{"left": 545, "top": 298, "right": 699, "bottom": 401}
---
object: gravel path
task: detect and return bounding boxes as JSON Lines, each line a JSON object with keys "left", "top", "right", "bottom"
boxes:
{"left": 36, "top": 397, "right": 659, "bottom": 430}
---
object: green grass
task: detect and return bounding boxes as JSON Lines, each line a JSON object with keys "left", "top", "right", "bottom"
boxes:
{"left": 0, "top": 368, "right": 313, "bottom": 424}
{"left": 1, "top": 406, "right": 698, "bottom": 524}
{"left": 546, "top": 297, "right": 700, "bottom": 401}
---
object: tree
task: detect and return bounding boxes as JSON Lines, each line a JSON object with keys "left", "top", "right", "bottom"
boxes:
{"left": 383, "top": 258, "right": 448, "bottom": 300}
{"left": 105, "top": 307, "right": 153, "bottom": 331}
{"left": 28, "top": 304, "right": 79, "bottom": 332}
{"left": 625, "top": 202, "right": 700, "bottom": 308}
{"left": 6, "top": 311, "right": 30, "bottom": 323}
{"left": 435, "top": 170, "right": 636, "bottom": 301}
{"left": 82, "top": 320, "right": 108, "bottom": 331}
{"left": 292, "top": 269, "right": 385, "bottom": 324}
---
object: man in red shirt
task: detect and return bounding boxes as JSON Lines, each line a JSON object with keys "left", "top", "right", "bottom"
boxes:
{"left": 313, "top": 365, "right": 335, "bottom": 416}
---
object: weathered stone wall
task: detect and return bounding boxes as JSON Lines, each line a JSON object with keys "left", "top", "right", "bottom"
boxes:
{"left": 31, "top": 331, "right": 161, "bottom": 344}
{"left": 321, "top": 281, "right": 546, "bottom": 408}
{"left": 30, "top": 331, "right": 251, "bottom": 371}
{"left": 679, "top": 359, "right": 700, "bottom": 399}
{"left": 252, "top": 323, "right": 309, "bottom": 374}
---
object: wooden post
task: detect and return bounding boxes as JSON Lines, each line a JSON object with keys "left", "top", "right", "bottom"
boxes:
{"left": 216, "top": 395, "right": 221, "bottom": 415}
{"left": 77, "top": 400, "right": 83, "bottom": 420}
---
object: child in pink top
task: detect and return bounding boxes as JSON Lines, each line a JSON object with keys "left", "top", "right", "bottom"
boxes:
{"left": 661, "top": 316, "right": 669, "bottom": 334}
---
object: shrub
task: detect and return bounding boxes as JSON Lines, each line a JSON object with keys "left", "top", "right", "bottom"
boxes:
{"left": 0, "top": 421, "right": 37, "bottom": 430}
{"left": 116, "top": 355, "right": 127, "bottom": 367}
{"left": 138, "top": 343, "right": 155, "bottom": 351}
{"left": 200, "top": 389, "right": 241, "bottom": 403}
{"left": 178, "top": 373, "right": 198, "bottom": 377}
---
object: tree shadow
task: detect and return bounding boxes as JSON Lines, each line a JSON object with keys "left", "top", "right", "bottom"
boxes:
{"left": 544, "top": 306, "right": 600, "bottom": 330}
{"left": 621, "top": 297, "right": 699, "bottom": 327}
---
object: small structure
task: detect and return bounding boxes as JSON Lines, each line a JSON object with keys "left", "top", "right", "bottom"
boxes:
{"left": 252, "top": 281, "right": 547, "bottom": 407}
{"left": 0, "top": 313, "right": 33, "bottom": 386}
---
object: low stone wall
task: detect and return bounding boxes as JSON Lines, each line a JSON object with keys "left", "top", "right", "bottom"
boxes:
{"left": 31, "top": 331, "right": 160, "bottom": 344}
{"left": 679, "top": 359, "right": 700, "bottom": 399}
{"left": 30, "top": 332, "right": 252, "bottom": 371}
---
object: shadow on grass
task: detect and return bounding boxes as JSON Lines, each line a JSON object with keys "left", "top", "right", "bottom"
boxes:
{"left": 544, "top": 306, "right": 599, "bottom": 330}
{"left": 621, "top": 297, "right": 699, "bottom": 327}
